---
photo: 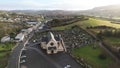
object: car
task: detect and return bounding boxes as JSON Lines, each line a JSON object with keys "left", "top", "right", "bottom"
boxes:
{"left": 33, "top": 40, "right": 36, "bottom": 43}
{"left": 64, "top": 64, "right": 71, "bottom": 68}
{"left": 20, "top": 60, "right": 26, "bottom": 64}
{"left": 25, "top": 43, "right": 29, "bottom": 46}
{"left": 21, "top": 48, "right": 27, "bottom": 51}
{"left": 20, "top": 55, "right": 27, "bottom": 59}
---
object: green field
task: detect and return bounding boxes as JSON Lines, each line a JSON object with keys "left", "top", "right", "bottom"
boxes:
{"left": 72, "top": 44, "right": 113, "bottom": 68}
{"left": 53, "top": 18, "right": 120, "bottom": 30}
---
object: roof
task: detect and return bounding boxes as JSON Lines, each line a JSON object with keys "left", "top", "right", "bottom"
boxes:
{"left": 55, "top": 35, "right": 61, "bottom": 41}
{"left": 41, "top": 36, "right": 48, "bottom": 42}
{"left": 27, "top": 22, "right": 38, "bottom": 25}
{"left": 1, "top": 36, "right": 10, "bottom": 42}
{"left": 15, "top": 33, "right": 24, "bottom": 39}
{"left": 41, "top": 32, "right": 62, "bottom": 43}
{"left": 47, "top": 32, "right": 56, "bottom": 41}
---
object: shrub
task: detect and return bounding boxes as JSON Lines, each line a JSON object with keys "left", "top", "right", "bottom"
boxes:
{"left": 98, "top": 53, "right": 107, "bottom": 60}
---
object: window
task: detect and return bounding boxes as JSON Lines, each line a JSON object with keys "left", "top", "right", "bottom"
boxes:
{"left": 50, "top": 42, "right": 54, "bottom": 46}
{"left": 48, "top": 47, "right": 56, "bottom": 50}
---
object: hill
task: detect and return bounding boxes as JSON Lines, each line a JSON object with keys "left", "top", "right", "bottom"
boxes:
{"left": 79, "top": 4, "right": 120, "bottom": 17}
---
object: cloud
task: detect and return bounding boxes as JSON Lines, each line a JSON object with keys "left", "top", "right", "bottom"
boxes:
{"left": 0, "top": 0, "right": 120, "bottom": 10}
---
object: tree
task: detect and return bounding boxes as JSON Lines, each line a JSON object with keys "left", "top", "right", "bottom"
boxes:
{"left": 9, "top": 32, "right": 16, "bottom": 39}
{"left": 98, "top": 53, "right": 107, "bottom": 60}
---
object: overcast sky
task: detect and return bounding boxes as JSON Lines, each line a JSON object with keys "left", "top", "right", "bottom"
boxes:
{"left": 0, "top": 0, "right": 120, "bottom": 10}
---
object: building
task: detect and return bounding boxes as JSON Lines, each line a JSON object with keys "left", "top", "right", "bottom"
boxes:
{"left": 1, "top": 36, "right": 11, "bottom": 43}
{"left": 21, "top": 28, "right": 33, "bottom": 35}
{"left": 26, "top": 22, "right": 38, "bottom": 26}
{"left": 15, "top": 33, "right": 25, "bottom": 42}
{"left": 41, "top": 32, "right": 66, "bottom": 54}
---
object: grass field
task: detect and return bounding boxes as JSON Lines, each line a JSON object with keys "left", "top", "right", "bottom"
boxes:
{"left": 53, "top": 18, "right": 120, "bottom": 30}
{"left": 72, "top": 44, "right": 113, "bottom": 68}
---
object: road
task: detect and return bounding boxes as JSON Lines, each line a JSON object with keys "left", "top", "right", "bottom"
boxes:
{"left": 8, "top": 21, "right": 82, "bottom": 68}
{"left": 7, "top": 42, "right": 24, "bottom": 68}
{"left": 20, "top": 44, "right": 82, "bottom": 68}
{"left": 7, "top": 22, "right": 41, "bottom": 68}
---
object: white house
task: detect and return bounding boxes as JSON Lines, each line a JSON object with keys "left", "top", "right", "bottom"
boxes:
{"left": 41, "top": 32, "right": 66, "bottom": 54}
{"left": 27, "top": 28, "right": 33, "bottom": 34}
{"left": 1, "top": 36, "right": 11, "bottom": 43}
{"left": 26, "top": 22, "right": 38, "bottom": 26}
{"left": 15, "top": 33, "right": 25, "bottom": 42}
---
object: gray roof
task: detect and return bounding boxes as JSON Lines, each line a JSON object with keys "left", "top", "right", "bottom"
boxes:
{"left": 41, "top": 32, "right": 62, "bottom": 43}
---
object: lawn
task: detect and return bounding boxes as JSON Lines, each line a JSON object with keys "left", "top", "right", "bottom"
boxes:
{"left": 72, "top": 44, "right": 113, "bottom": 68}
{"left": 53, "top": 18, "right": 120, "bottom": 30}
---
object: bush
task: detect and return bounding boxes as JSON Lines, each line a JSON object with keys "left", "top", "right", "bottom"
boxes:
{"left": 98, "top": 53, "right": 107, "bottom": 60}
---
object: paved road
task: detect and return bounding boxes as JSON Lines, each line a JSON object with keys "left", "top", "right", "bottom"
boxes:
{"left": 8, "top": 22, "right": 83, "bottom": 68}
{"left": 21, "top": 46, "right": 82, "bottom": 68}
{"left": 7, "top": 30, "right": 34, "bottom": 68}
{"left": 7, "top": 41, "right": 25, "bottom": 68}
{"left": 7, "top": 22, "right": 43, "bottom": 68}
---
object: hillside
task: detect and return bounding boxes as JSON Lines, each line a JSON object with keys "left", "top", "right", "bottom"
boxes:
{"left": 11, "top": 4, "right": 120, "bottom": 18}
{"left": 79, "top": 4, "right": 120, "bottom": 17}
{"left": 53, "top": 18, "right": 120, "bottom": 30}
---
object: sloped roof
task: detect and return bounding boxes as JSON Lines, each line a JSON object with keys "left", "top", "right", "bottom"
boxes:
{"left": 41, "top": 32, "right": 62, "bottom": 43}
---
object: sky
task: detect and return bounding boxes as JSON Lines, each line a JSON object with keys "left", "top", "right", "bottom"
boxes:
{"left": 0, "top": 0, "right": 120, "bottom": 10}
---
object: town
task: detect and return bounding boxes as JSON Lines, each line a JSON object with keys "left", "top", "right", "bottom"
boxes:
{"left": 0, "top": 1, "right": 120, "bottom": 68}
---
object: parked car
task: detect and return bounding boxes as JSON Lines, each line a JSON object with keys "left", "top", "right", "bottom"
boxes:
{"left": 20, "top": 60, "right": 26, "bottom": 64}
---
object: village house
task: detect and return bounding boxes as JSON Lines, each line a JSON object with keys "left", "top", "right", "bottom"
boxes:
{"left": 1, "top": 36, "right": 11, "bottom": 43}
{"left": 41, "top": 32, "right": 66, "bottom": 54}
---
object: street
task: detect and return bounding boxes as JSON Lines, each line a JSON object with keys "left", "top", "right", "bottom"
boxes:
{"left": 21, "top": 44, "right": 82, "bottom": 68}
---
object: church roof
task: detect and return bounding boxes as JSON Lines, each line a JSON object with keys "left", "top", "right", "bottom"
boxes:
{"left": 41, "top": 32, "right": 62, "bottom": 43}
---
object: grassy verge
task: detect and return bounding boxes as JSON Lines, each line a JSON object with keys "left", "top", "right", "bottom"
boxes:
{"left": 72, "top": 44, "right": 113, "bottom": 68}
{"left": 0, "top": 42, "right": 15, "bottom": 68}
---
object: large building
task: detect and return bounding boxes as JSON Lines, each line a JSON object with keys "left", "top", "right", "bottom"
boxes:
{"left": 41, "top": 32, "right": 66, "bottom": 54}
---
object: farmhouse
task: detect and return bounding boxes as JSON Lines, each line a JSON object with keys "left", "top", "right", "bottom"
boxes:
{"left": 41, "top": 32, "right": 66, "bottom": 54}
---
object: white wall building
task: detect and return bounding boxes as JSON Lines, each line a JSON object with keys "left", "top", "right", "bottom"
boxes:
{"left": 1, "top": 36, "right": 11, "bottom": 43}
{"left": 15, "top": 33, "right": 25, "bottom": 42}
{"left": 41, "top": 32, "right": 66, "bottom": 54}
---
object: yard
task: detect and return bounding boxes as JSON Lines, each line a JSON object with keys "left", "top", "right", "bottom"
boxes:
{"left": 71, "top": 44, "right": 113, "bottom": 68}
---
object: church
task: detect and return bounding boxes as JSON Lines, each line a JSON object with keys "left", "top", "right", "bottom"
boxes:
{"left": 41, "top": 32, "right": 66, "bottom": 54}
